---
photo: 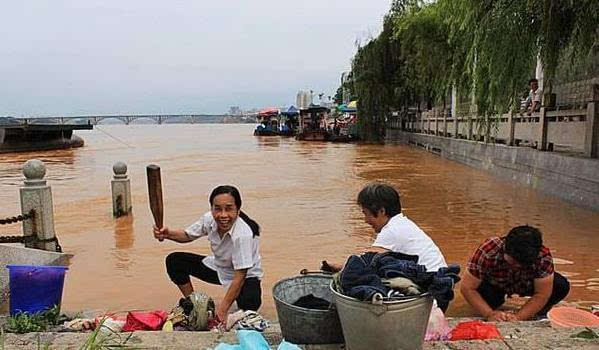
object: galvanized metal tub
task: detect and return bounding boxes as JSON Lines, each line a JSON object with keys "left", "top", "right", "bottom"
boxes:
{"left": 331, "top": 283, "right": 433, "bottom": 350}
{"left": 272, "top": 274, "right": 344, "bottom": 344}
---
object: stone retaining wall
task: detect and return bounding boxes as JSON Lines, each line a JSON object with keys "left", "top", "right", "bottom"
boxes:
{"left": 386, "top": 130, "right": 599, "bottom": 211}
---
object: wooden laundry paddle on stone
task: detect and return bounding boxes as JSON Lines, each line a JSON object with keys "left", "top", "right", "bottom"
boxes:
{"left": 146, "top": 164, "right": 164, "bottom": 241}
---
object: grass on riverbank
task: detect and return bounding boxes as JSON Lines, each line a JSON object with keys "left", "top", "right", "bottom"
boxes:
{"left": 4, "top": 306, "right": 61, "bottom": 334}
{"left": 0, "top": 309, "right": 135, "bottom": 349}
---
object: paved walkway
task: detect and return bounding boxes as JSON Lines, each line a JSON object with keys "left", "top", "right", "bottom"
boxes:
{"left": 1, "top": 319, "right": 598, "bottom": 349}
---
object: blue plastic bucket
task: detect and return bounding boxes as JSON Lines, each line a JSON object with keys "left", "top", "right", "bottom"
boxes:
{"left": 6, "top": 265, "right": 68, "bottom": 315}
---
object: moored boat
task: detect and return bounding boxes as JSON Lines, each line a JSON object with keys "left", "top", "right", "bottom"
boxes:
{"left": 296, "top": 104, "right": 331, "bottom": 141}
{"left": 253, "top": 107, "right": 280, "bottom": 136}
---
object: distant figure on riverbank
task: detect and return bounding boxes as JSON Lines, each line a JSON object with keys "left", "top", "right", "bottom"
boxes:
{"left": 153, "top": 185, "right": 263, "bottom": 323}
{"left": 461, "top": 225, "right": 570, "bottom": 322}
{"left": 521, "top": 78, "right": 543, "bottom": 116}
{"left": 323, "top": 183, "right": 453, "bottom": 310}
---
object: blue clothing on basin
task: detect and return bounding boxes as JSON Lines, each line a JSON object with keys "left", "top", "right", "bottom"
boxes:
{"left": 337, "top": 251, "right": 460, "bottom": 308}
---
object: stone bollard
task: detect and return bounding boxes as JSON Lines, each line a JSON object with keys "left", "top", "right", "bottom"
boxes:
{"left": 19, "top": 159, "right": 58, "bottom": 252}
{"left": 111, "top": 161, "right": 132, "bottom": 217}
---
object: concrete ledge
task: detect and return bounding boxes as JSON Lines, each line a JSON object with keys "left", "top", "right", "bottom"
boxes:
{"left": 0, "top": 320, "right": 597, "bottom": 349}
{"left": 0, "top": 245, "right": 71, "bottom": 310}
{"left": 386, "top": 130, "right": 599, "bottom": 211}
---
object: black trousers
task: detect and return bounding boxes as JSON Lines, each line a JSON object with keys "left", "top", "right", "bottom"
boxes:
{"left": 477, "top": 272, "right": 570, "bottom": 316}
{"left": 165, "top": 252, "right": 262, "bottom": 311}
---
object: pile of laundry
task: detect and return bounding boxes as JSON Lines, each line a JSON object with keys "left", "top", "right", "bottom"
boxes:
{"left": 335, "top": 251, "right": 460, "bottom": 306}
{"left": 63, "top": 292, "right": 268, "bottom": 333}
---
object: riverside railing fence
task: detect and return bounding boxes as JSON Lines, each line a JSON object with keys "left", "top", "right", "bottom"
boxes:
{"left": 388, "top": 84, "right": 599, "bottom": 158}
{"left": 0, "top": 159, "right": 61, "bottom": 252}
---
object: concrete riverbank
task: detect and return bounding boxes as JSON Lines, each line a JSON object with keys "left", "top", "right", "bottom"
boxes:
{"left": 385, "top": 129, "right": 599, "bottom": 211}
{"left": 0, "top": 319, "right": 597, "bottom": 349}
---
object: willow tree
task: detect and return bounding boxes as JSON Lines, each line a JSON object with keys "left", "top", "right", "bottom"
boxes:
{"left": 352, "top": 7, "right": 405, "bottom": 143}
{"left": 346, "top": 0, "right": 598, "bottom": 141}
{"left": 443, "top": 0, "right": 599, "bottom": 116}
{"left": 533, "top": 0, "right": 599, "bottom": 91}
{"left": 394, "top": 2, "right": 453, "bottom": 108}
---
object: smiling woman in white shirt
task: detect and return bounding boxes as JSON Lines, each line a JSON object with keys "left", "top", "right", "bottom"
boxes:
{"left": 153, "top": 185, "right": 263, "bottom": 322}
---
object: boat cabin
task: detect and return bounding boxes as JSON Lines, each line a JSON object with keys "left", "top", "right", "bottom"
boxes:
{"left": 296, "top": 104, "right": 331, "bottom": 141}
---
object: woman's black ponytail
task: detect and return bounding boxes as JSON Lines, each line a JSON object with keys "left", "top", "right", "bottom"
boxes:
{"left": 239, "top": 210, "right": 260, "bottom": 237}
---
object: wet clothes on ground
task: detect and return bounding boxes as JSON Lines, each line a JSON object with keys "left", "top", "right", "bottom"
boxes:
{"left": 337, "top": 251, "right": 460, "bottom": 310}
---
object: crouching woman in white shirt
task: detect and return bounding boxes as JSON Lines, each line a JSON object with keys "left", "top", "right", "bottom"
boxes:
{"left": 153, "top": 185, "right": 263, "bottom": 322}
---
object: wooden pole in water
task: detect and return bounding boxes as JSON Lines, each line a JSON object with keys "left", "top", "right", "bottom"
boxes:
{"left": 146, "top": 164, "right": 164, "bottom": 240}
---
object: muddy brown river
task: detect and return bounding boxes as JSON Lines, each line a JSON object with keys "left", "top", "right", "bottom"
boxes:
{"left": 1, "top": 124, "right": 598, "bottom": 318}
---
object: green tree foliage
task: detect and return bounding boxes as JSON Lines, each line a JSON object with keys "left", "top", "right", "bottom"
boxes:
{"left": 346, "top": 0, "right": 598, "bottom": 141}
{"left": 394, "top": 2, "right": 452, "bottom": 107}
{"left": 351, "top": 4, "right": 407, "bottom": 142}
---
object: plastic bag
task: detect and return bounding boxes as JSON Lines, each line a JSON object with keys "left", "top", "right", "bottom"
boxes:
{"left": 122, "top": 310, "right": 168, "bottom": 331}
{"left": 214, "top": 330, "right": 300, "bottom": 350}
{"left": 277, "top": 340, "right": 301, "bottom": 350}
{"left": 450, "top": 320, "right": 501, "bottom": 341}
{"left": 425, "top": 304, "right": 451, "bottom": 341}
{"left": 238, "top": 330, "right": 270, "bottom": 350}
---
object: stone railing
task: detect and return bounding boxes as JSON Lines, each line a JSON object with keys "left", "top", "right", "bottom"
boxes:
{"left": 0, "top": 159, "right": 133, "bottom": 252}
{"left": 388, "top": 84, "right": 599, "bottom": 158}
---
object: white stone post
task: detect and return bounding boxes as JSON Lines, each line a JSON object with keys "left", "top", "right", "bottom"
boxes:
{"left": 111, "top": 161, "right": 132, "bottom": 217}
{"left": 19, "top": 159, "right": 58, "bottom": 251}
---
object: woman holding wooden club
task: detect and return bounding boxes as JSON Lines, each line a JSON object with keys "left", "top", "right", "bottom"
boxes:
{"left": 153, "top": 185, "right": 263, "bottom": 322}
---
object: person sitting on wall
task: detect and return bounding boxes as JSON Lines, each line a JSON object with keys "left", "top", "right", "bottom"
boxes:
{"left": 521, "top": 78, "right": 543, "bottom": 116}
{"left": 323, "top": 183, "right": 452, "bottom": 310}
{"left": 460, "top": 225, "right": 570, "bottom": 322}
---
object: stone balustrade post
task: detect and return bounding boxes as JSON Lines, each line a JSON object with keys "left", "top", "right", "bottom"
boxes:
{"left": 443, "top": 109, "right": 448, "bottom": 137}
{"left": 454, "top": 115, "right": 459, "bottom": 139}
{"left": 584, "top": 84, "right": 599, "bottom": 158}
{"left": 467, "top": 116, "right": 473, "bottom": 140}
{"left": 19, "top": 159, "right": 58, "bottom": 251}
{"left": 111, "top": 162, "right": 132, "bottom": 217}
{"left": 427, "top": 112, "right": 432, "bottom": 134}
{"left": 508, "top": 112, "right": 516, "bottom": 146}
{"left": 537, "top": 107, "right": 548, "bottom": 150}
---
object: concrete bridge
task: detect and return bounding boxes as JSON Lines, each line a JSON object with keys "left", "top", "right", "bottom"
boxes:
{"left": 6, "top": 114, "right": 252, "bottom": 125}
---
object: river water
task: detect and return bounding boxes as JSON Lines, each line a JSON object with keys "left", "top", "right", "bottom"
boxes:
{"left": 1, "top": 124, "right": 598, "bottom": 318}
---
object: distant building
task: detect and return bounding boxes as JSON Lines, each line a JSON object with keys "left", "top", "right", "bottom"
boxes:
{"left": 296, "top": 90, "right": 313, "bottom": 109}
{"left": 341, "top": 71, "right": 352, "bottom": 104}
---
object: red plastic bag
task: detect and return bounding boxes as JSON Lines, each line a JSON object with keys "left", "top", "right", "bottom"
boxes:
{"left": 122, "top": 311, "right": 168, "bottom": 331}
{"left": 450, "top": 320, "right": 501, "bottom": 341}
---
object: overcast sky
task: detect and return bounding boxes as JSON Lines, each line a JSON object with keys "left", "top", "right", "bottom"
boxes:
{"left": 1, "top": 1, "right": 390, "bottom": 116}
